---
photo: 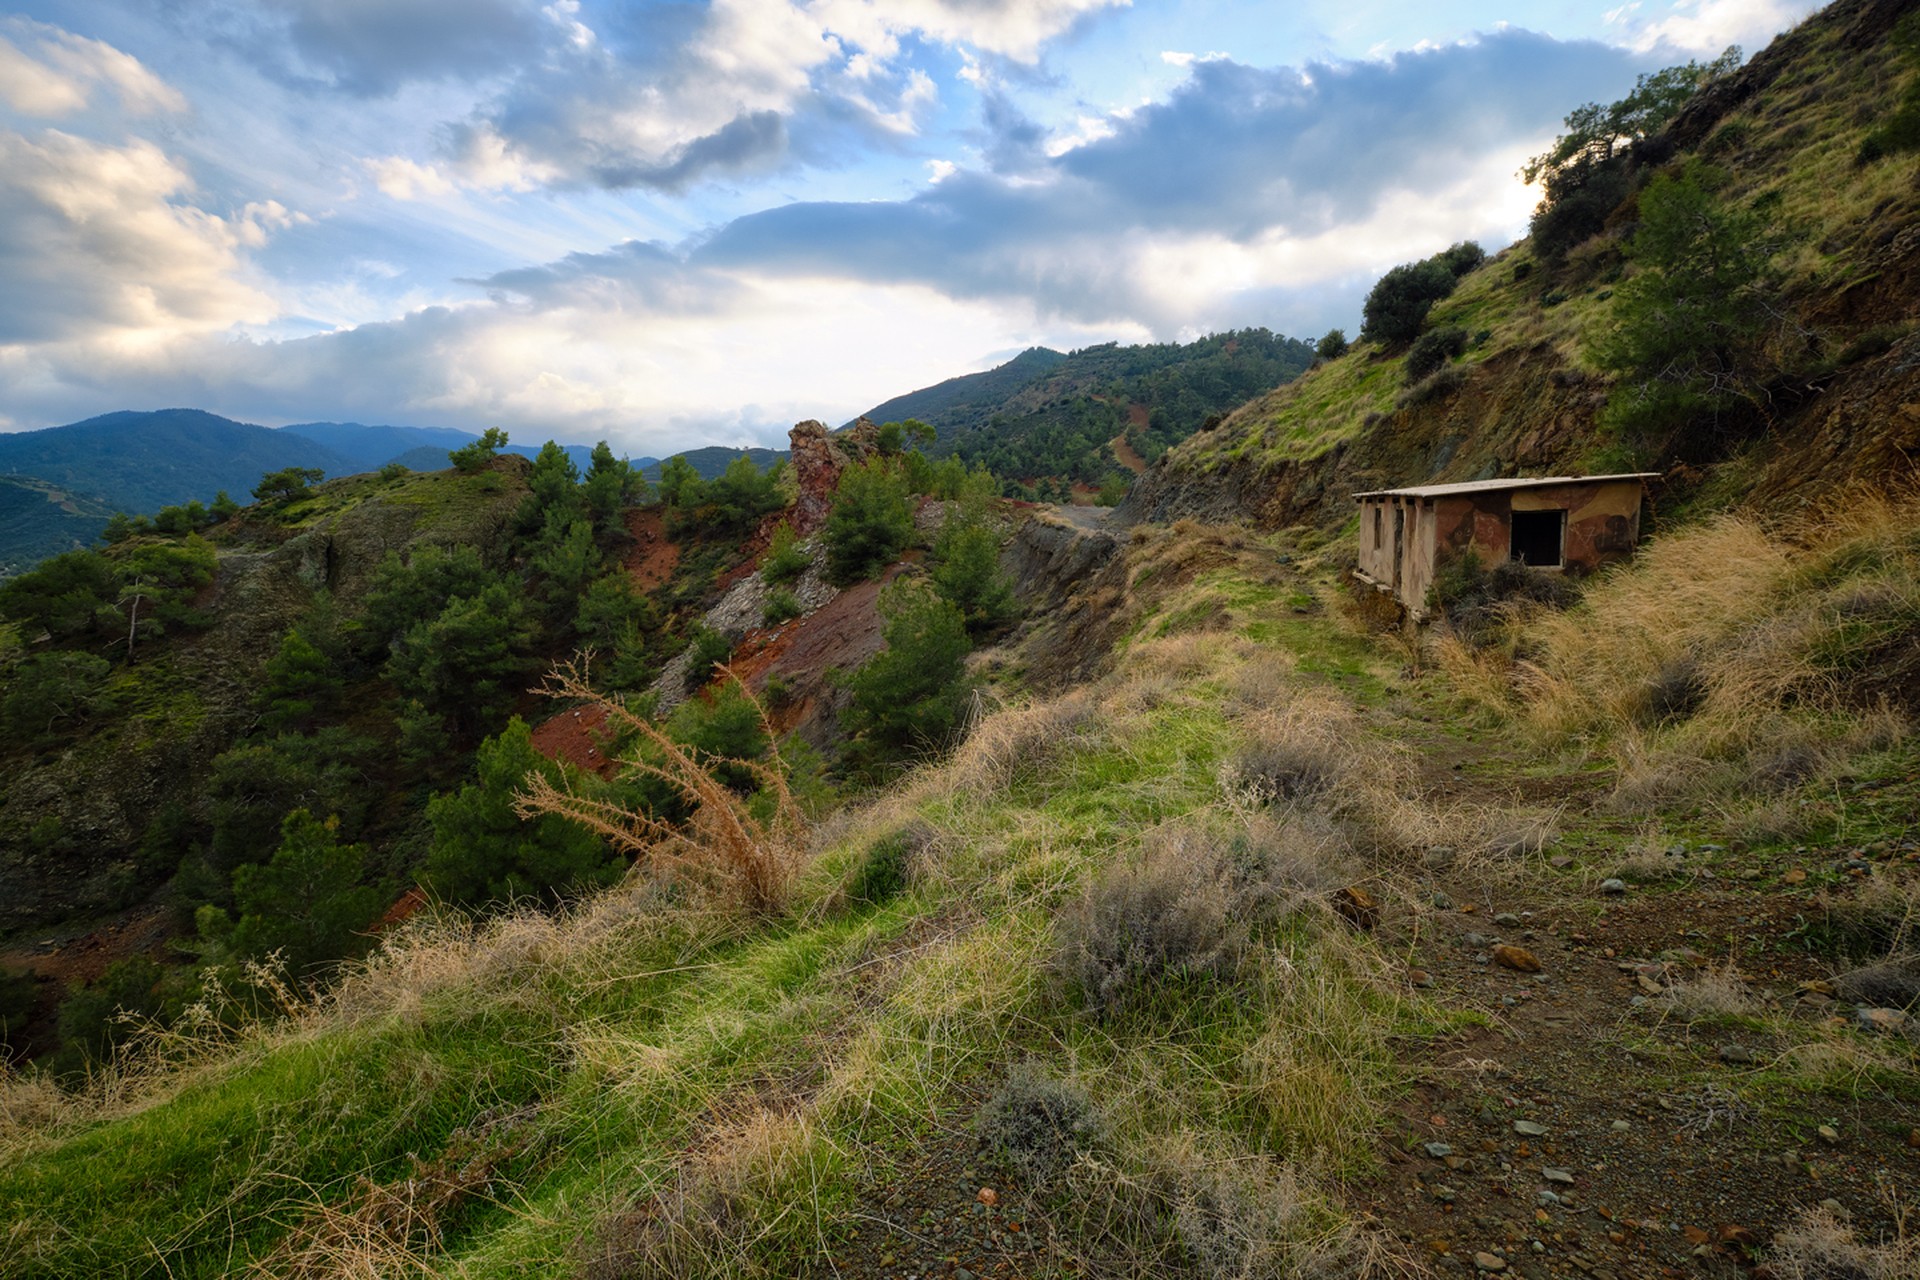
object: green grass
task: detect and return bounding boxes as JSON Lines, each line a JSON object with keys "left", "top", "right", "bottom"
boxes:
{"left": 2, "top": 555, "right": 1456, "bottom": 1276}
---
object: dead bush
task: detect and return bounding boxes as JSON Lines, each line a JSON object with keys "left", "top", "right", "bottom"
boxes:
{"left": 1051, "top": 1137, "right": 1369, "bottom": 1279}
{"left": 1223, "top": 694, "right": 1356, "bottom": 809}
{"left": 1056, "top": 842, "right": 1244, "bottom": 1018}
{"left": 1833, "top": 955, "right": 1920, "bottom": 1009}
{"left": 514, "top": 660, "right": 806, "bottom": 915}
{"left": 1806, "top": 873, "right": 1920, "bottom": 961}
{"left": 976, "top": 1062, "right": 1104, "bottom": 1188}
{"left": 1663, "top": 965, "right": 1761, "bottom": 1023}
{"left": 1768, "top": 1203, "right": 1920, "bottom": 1280}
{"left": 945, "top": 691, "right": 1103, "bottom": 793}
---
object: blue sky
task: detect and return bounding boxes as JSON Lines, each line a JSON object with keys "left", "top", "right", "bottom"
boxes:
{"left": 0, "top": 0, "right": 1815, "bottom": 456}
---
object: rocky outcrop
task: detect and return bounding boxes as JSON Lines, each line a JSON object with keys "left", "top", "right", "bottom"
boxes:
{"left": 788, "top": 418, "right": 879, "bottom": 536}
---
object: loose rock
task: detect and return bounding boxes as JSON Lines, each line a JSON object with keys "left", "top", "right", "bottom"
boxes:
{"left": 1599, "top": 879, "right": 1627, "bottom": 895}
{"left": 1494, "top": 945, "right": 1543, "bottom": 974}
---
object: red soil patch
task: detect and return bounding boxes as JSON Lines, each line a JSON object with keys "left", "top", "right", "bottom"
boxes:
{"left": 529, "top": 703, "right": 620, "bottom": 778}
{"left": 622, "top": 507, "right": 679, "bottom": 590}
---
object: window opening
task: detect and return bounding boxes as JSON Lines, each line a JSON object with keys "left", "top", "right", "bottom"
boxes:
{"left": 1510, "top": 508, "right": 1566, "bottom": 567}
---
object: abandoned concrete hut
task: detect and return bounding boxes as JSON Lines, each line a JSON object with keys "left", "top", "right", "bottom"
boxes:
{"left": 1353, "top": 473, "right": 1659, "bottom": 616}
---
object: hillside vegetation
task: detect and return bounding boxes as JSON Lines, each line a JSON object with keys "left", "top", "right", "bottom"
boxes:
{"left": 3, "top": 2, "right": 1919, "bottom": 1276}
{"left": 853, "top": 330, "right": 1317, "bottom": 495}
{"left": 1130, "top": 0, "right": 1920, "bottom": 529}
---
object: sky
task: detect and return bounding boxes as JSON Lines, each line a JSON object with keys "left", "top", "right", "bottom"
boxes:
{"left": 0, "top": 0, "right": 1818, "bottom": 456}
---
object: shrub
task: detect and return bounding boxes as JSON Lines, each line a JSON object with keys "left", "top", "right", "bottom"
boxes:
{"left": 843, "top": 822, "right": 932, "bottom": 906}
{"left": 228, "top": 810, "right": 385, "bottom": 975}
{"left": 1313, "top": 328, "right": 1348, "bottom": 361}
{"left": 842, "top": 579, "right": 973, "bottom": 767}
{"left": 760, "top": 520, "right": 811, "bottom": 585}
{"left": 931, "top": 515, "right": 1016, "bottom": 636}
{"left": 516, "top": 661, "right": 806, "bottom": 914}
{"left": 449, "top": 427, "right": 508, "bottom": 473}
{"left": 824, "top": 458, "right": 915, "bottom": 585}
{"left": 252, "top": 466, "right": 324, "bottom": 507}
{"left": 1404, "top": 325, "right": 1468, "bottom": 383}
{"left": 1055, "top": 842, "right": 1243, "bottom": 1017}
{"left": 976, "top": 1063, "right": 1103, "bottom": 1187}
{"left": 377, "top": 461, "right": 408, "bottom": 481}
{"left": 1359, "top": 258, "right": 1456, "bottom": 345}
{"left": 425, "top": 718, "right": 618, "bottom": 907}
{"left": 685, "top": 625, "right": 732, "bottom": 690}
{"left": 761, "top": 588, "right": 802, "bottom": 627}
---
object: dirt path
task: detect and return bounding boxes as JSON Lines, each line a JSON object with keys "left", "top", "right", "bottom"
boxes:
{"left": 1110, "top": 411, "right": 1149, "bottom": 475}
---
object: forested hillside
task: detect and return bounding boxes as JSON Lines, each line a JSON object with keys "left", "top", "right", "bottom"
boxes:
{"left": 853, "top": 329, "right": 1316, "bottom": 493}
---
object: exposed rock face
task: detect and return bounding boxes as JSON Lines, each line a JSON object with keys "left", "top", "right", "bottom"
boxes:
{"left": 1001, "top": 511, "right": 1129, "bottom": 691}
{"left": 788, "top": 418, "right": 879, "bottom": 536}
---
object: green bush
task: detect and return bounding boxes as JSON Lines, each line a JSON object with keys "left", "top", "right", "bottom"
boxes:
{"left": 705, "top": 456, "right": 787, "bottom": 534}
{"left": 686, "top": 624, "right": 733, "bottom": 689}
{"left": 931, "top": 516, "right": 1016, "bottom": 636}
{"left": 252, "top": 466, "right": 323, "bottom": 507}
{"left": 1313, "top": 328, "right": 1348, "bottom": 360}
{"left": 762, "top": 588, "right": 803, "bottom": 627}
{"left": 450, "top": 427, "right": 508, "bottom": 473}
{"left": 1360, "top": 258, "right": 1457, "bottom": 345}
{"left": 760, "top": 521, "right": 811, "bottom": 585}
{"left": 824, "top": 457, "right": 915, "bottom": 585}
{"left": 53, "top": 956, "right": 169, "bottom": 1074}
{"left": 227, "top": 810, "right": 384, "bottom": 975}
{"left": 1404, "top": 326, "right": 1469, "bottom": 383}
{"left": 1, "top": 650, "right": 110, "bottom": 743}
{"left": 842, "top": 578, "right": 972, "bottom": 767}
{"left": 425, "top": 718, "right": 618, "bottom": 906}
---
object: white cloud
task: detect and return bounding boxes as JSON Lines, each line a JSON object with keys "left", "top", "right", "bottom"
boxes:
{"left": 0, "top": 18, "right": 186, "bottom": 118}
{"left": 0, "top": 129, "right": 282, "bottom": 345}
{"left": 1615, "top": 0, "right": 1817, "bottom": 55}
{"left": 366, "top": 154, "right": 459, "bottom": 200}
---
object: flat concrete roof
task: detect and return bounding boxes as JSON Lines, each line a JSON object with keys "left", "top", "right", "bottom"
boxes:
{"left": 1352, "top": 473, "right": 1660, "bottom": 501}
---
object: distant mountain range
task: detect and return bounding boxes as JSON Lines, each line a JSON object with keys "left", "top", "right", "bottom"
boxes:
{"left": 0, "top": 410, "right": 786, "bottom": 576}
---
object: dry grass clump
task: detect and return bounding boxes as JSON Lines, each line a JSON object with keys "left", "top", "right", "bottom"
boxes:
{"left": 579, "top": 1107, "right": 840, "bottom": 1280}
{"left": 1052, "top": 1133, "right": 1391, "bottom": 1279}
{"left": 976, "top": 1061, "right": 1105, "bottom": 1188}
{"left": 1056, "top": 837, "right": 1245, "bottom": 1018}
{"left": 515, "top": 660, "right": 806, "bottom": 915}
{"left": 1663, "top": 964, "right": 1762, "bottom": 1023}
{"left": 1512, "top": 488, "right": 1920, "bottom": 783}
{"left": 944, "top": 690, "right": 1105, "bottom": 793}
{"left": 257, "top": 1109, "right": 535, "bottom": 1279}
{"left": 1768, "top": 1201, "right": 1920, "bottom": 1280}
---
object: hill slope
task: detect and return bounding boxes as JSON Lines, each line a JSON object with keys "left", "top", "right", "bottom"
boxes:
{"left": 0, "top": 478, "right": 115, "bottom": 577}
{"left": 1128, "top": 0, "right": 1920, "bottom": 530}
{"left": 853, "top": 330, "right": 1316, "bottom": 487}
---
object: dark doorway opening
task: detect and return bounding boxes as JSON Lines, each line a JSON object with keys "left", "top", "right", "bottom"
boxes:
{"left": 1510, "top": 509, "right": 1566, "bottom": 567}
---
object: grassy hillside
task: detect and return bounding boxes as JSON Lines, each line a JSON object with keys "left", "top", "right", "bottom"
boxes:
{"left": 1136, "top": 0, "right": 1920, "bottom": 528}
{"left": 3, "top": 498, "right": 1915, "bottom": 1276}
